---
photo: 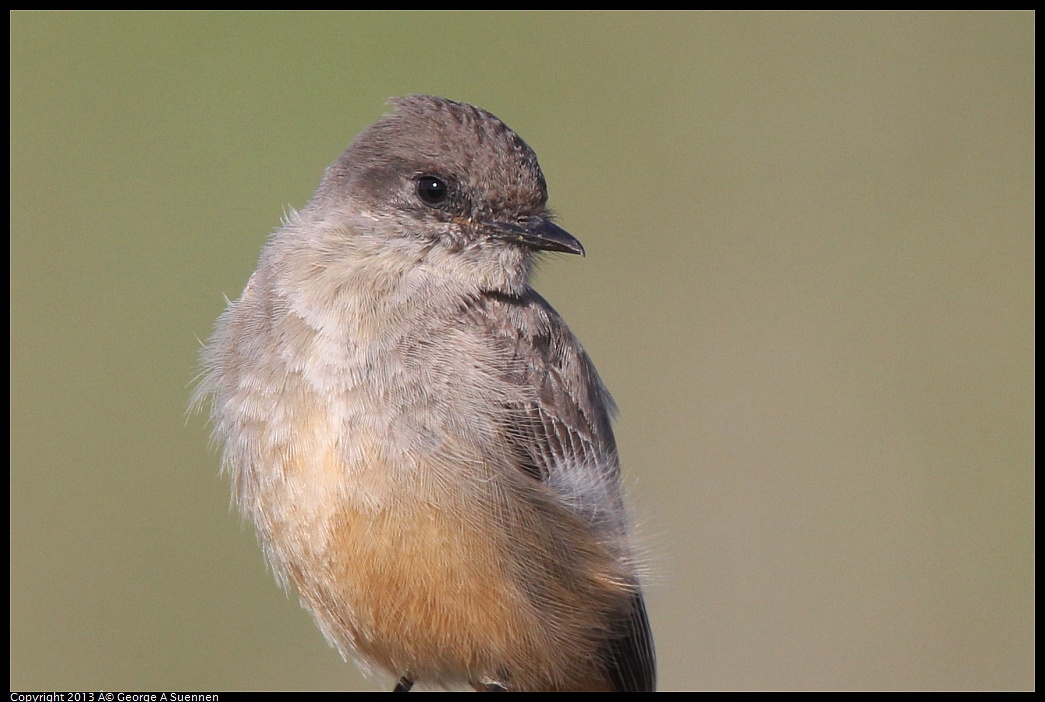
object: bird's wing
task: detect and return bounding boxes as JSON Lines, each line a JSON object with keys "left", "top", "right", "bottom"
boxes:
{"left": 604, "top": 590, "right": 657, "bottom": 692}
{"left": 462, "top": 289, "right": 656, "bottom": 692}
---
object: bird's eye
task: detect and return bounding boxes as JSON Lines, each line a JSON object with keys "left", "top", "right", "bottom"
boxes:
{"left": 417, "top": 175, "right": 448, "bottom": 206}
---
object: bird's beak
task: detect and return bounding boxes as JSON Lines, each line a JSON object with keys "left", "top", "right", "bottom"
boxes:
{"left": 486, "top": 218, "right": 585, "bottom": 256}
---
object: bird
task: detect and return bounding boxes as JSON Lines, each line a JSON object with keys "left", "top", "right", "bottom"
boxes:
{"left": 194, "top": 94, "right": 655, "bottom": 691}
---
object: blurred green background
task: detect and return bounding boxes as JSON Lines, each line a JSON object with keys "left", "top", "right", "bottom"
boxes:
{"left": 10, "top": 11, "right": 1034, "bottom": 691}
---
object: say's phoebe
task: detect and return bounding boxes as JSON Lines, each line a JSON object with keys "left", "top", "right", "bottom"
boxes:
{"left": 195, "top": 95, "right": 655, "bottom": 692}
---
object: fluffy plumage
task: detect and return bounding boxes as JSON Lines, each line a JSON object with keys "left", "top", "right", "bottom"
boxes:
{"left": 195, "top": 95, "right": 655, "bottom": 691}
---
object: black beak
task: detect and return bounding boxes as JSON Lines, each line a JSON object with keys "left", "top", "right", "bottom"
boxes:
{"left": 486, "top": 217, "right": 585, "bottom": 256}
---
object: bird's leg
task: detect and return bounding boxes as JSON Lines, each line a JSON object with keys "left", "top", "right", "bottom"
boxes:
{"left": 393, "top": 677, "right": 414, "bottom": 692}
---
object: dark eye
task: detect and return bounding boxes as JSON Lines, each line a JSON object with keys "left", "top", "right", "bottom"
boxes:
{"left": 417, "top": 175, "right": 448, "bottom": 206}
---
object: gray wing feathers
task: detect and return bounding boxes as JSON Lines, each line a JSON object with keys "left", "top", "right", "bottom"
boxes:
{"left": 463, "top": 290, "right": 656, "bottom": 691}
